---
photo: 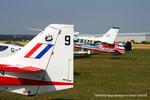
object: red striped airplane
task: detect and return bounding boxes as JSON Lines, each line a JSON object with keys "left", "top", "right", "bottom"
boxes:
{"left": 0, "top": 24, "right": 74, "bottom": 96}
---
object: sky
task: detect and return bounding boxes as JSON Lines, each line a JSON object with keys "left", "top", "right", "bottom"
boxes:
{"left": 0, "top": 0, "right": 150, "bottom": 34}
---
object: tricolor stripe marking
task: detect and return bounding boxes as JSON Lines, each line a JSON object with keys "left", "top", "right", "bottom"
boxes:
{"left": 25, "top": 43, "right": 53, "bottom": 59}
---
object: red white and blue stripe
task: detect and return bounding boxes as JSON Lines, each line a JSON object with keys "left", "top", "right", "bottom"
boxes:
{"left": 118, "top": 43, "right": 125, "bottom": 50}
{"left": 25, "top": 43, "right": 53, "bottom": 59}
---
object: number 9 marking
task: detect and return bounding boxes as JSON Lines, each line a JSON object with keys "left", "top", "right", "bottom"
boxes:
{"left": 65, "top": 35, "right": 71, "bottom": 45}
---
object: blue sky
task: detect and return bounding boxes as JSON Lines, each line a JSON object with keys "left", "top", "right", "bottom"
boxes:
{"left": 0, "top": 0, "right": 150, "bottom": 34}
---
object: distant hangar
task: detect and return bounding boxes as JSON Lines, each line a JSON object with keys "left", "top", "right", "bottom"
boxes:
{"left": 77, "top": 32, "right": 150, "bottom": 42}
{"left": 116, "top": 32, "right": 150, "bottom": 42}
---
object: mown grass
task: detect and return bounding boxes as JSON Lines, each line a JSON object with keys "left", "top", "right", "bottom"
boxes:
{"left": 0, "top": 49, "right": 149, "bottom": 100}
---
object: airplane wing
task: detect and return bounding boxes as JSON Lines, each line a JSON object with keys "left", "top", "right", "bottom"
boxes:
{"left": 0, "top": 64, "right": 43, "bottom": 72}
{"left": 74, "top": 44, "right": 103, "bottom": 52}
{"left": 74, "top": 44, "right": 116, "bottom": 53}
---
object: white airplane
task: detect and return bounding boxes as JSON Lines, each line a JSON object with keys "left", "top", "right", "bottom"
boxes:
{"left": 0, "top": 43, "right": 21, "bottom": 57}
{"left": 74, "top": 27, "right": 120, "bottom": 44}
{"left": 0, "top": 24, "right": 74, "bottom": 96}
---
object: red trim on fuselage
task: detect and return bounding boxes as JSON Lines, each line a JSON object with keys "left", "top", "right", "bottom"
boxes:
{"left": 115, "top": 48, "right": 125, "bottom": 50}
{"left": 0, "top": 76, "right": 73, "bottom": 86}
{"left": 24, "top": 43, "right": 42, "bottom": 58}
{"left": 102, "top": 45, "right": 114, "bottom": 49}
{"left": 0, "top": 64, "right": 43, "bottom": 72}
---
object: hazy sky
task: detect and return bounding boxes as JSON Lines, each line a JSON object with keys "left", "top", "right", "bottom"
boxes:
{"left": 0, "top": 0, "right": 150, "bottom": 34}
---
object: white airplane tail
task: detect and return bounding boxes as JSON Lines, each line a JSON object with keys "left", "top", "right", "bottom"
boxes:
{"left": 99, "top": 27, "right": 119, "bottom": 44}
{"left": 0, "top": 24, "right": 74, "bottom": 95}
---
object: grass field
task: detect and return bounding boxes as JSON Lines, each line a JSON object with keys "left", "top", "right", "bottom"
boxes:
{"left": 0, "top": 49, "right": 149, "bottom": 100}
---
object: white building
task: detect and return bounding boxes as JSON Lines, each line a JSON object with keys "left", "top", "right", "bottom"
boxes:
{"left": 77, "top": 32, "right": 150, "bottom": 42}
{"left": 116, "top": 33, "right": 150, "bottom": 42}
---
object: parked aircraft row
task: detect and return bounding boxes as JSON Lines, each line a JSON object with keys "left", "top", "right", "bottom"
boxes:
{"left": 0, "top": 24, "right": 125, "bottom": 96}
{"left": 0, "top": 26, "right": 125, "bottom": 57}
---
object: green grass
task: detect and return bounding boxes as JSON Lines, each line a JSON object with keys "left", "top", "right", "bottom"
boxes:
{"left": 0, "top": 49, "right": 149, "bottom": 100}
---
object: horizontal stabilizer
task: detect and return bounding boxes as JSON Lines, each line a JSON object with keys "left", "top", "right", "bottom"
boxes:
{"left": 0, "top": 64, "right": 43, "bottom": 72}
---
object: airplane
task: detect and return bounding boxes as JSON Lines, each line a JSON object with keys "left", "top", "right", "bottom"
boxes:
{"left": 74, "top": 41, "right": 125, "bottom": 55}
{"left": 0, "top": 24, "right": 74, "bottom": 96}
{"left": 0, "top": 27, "right": 119, "bottom": 57}
{"left": 74, "top": 27, "right": 120, "bottom": 45}
{"left": 0, "top": 43, "right": 21, "bottom": 57}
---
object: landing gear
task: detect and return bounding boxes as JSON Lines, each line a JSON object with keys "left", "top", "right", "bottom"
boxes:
{"left": 0, "top": 70, "right": 5, "bottom": 75}
{"left": 111, "top": 50, "right": 121, "bottom": 56}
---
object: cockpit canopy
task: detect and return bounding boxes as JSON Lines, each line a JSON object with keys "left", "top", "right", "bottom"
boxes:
{"left": 0, "top": 45, "right": 8, "bottom": 51}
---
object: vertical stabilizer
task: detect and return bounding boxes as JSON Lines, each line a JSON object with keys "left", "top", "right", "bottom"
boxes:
{"left": 99, "top": 27, "right": 119, "bottom": 44}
